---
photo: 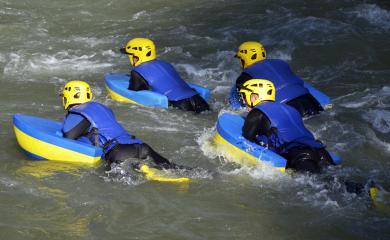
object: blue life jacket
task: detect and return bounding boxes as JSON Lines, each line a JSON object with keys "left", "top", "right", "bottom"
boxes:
{"left": 254, "top": 101, "right": 323, "bottom": 153}
{"left": 133, "top": 60, "right": 197, "bottom": 101}
{"left": 244, "top": 59, "right": 310, "bottom": 103}
{"left": 66, "top": 102, "right": 142, "bottom": 151}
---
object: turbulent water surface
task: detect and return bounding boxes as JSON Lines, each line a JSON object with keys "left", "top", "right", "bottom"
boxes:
{"left": 1, "top": 0, "right": 390, "bottom": 239}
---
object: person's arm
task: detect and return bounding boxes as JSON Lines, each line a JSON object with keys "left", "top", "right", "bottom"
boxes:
{"left": 62, "top": 113, "right": 91, "bottom": 139}
{"left": 128, "top": 70, "right": 151, "bottom": 91}
{"left": 242, "top": 108, "right": 271, "bottom": 142}
{"left": 235, "top": 72, "right": 252, "bottom": 90}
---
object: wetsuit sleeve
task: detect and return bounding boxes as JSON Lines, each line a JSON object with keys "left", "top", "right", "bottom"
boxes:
{"left": 128, "top": 70, "right": 151, "bottom": 91}
{"left": 62, "top": 114, "right": 91, "bottom": 139}
{"left": 235, "top": 72, "right": 252, "bottom": 90}
{"left": 242, "top": 108, "right": 271, "bottom": 142}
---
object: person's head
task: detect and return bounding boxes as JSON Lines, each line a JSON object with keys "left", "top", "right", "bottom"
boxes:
{"left": 239, "top": 79, "right": 275, "bottom": 108}
{"left": 120, "top": 38, "right": 156, "bottom": 67}
{"left": 235, "top": 41, "right": 266, "bottom": 69}
{"left": 61, "top": 80, "right": 92, "bottom": 110}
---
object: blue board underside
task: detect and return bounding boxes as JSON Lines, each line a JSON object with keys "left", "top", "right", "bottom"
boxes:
{"left": 13, "top": 114, "right": 103, "bottom": 158}
{"left": 217, "top": 113, "right": 341, "bottom": 167}
{"left": 105, "top": 73, "right": 210, "bottom": 108}
{"left": 229, "top": 82, "right": 332, "bottom": 110}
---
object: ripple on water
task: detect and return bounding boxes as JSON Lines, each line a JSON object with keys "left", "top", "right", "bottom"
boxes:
{"left": 338, "top": 86, "right": 390, "bottom": 109}
{"left": 348, "top": 4, "right": 390, "bottom": 31}
{"left": 362, "top": 109, "right": 390, "bottom": 134}
{"left": 3, "top": 51, "right": 113, "bottom": 78}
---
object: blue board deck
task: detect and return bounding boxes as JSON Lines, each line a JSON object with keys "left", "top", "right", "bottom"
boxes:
{"left": 105, "top": 73, "right": 211, "bottom": 108}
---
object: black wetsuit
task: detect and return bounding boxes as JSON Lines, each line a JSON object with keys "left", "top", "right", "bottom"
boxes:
{"left": 129, "top": 70, "right": 210, "bottom": 113}
{"left": 242, "top": 108, "right": 333, "bottom": 174}
{"left": 236, "top": 72, "right": 323, "bottom": 117}
{"left": 63, "top": 114, "right": 177, "bottom": 169}
{"left": 242, "top": 108, "right": 367, "bottom": 195}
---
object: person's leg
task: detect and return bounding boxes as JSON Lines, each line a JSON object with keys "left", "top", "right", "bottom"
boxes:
{"left": 189, "top": 94, "right": 210, "bottom": 113}
{"left": 317, "top": 148, "right": 335, "bottom": 168}
{"left": 169, "top": 98, "right": 194, "bottom": 111}
{"left": 283, "top": 147, "right": 322, "bottom": 173}
{"left": 137, "top": 143, "right": 176, "bottom": 169}
{"left": 106, "top": 143, "right": 192, "bottom": 171}
{"left": 345, "top": 180, "right": 365, "bottom": 195}
{"left": 169, "top": 94, "right": 210, "bottom": 113}
{"left": 105, "top": 144, "right": 140, "bottom": 166}
{"left": 287, "top": 94, "right": 323, "bottom": 117}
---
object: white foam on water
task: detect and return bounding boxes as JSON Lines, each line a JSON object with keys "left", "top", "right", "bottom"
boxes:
{"left": 0, "top": 6, "right": 28, "bottom": 17}
{"left": 351, "top": 4, "right": 390, "bottom": 31}
{"left": 3, "top": 51, "right": 113, "bottom": 77}
{"left": 175, "top": 63, "right": 212, "bottom": 78}
{"left": 362, "top": 109, "right": 390, "bottom": 134}
{"left": 309, "top": 118, "right": 365, "bottom": 152}
{"left": 223, "top": 164, "right": 286, "bottom": 182}
{"left": 174, "top": 63, "right": 216, "bottom": 87}
{"left": 338, "top": 88, "right": 379, "bottom": 109}
{"left": 337, "top": 86, "right": 390, "bottom": 134}
{"left": 72, "top": 36, "right": 111, "bottom": 48}
{"left": 160, "top": 46, "right": 192, "bottom": 58}
{"left": 140, "top": 126, "right": 182, "bottom": 133}
{"left": 264, "top": 40, "right": 295, "bottom": 62}
{"left": 103, "top": 161, "right": 147, "bottom": 186}
{"left": 132, "top": 10, "right": 148, "bottom": 20}
{"left": 0, "top": 177, "right": 18, "bottom": 188}
{"left": 290, "top": 173, "right": 367, "bottom": 209}
{"left": 101, "top": 49, "right": 117, "bottom": 57}
{"left": 212, "top": 85, "right": 230, "bottom": 94}
{"left": 197, "top": 126, "right": 219, "bottom": 160}
{"left": 172, "top": 26, "right": 215, "bottom": 43}
{"left": 365, "top": 128, "right": 390, "bottom": 154}
{"left": 79, "top": 11, "right": 93, "bottom": 17}
{"left": 269, "top": 50, "right": 292, "bottom": 61}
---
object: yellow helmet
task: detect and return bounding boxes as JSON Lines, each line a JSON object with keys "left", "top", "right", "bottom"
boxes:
{"left": 120, "top": 38, "right": 156, "bottom": 67}
{"left": 235, "top": 41, "right": 266, "bottom": 68}
{"left": 62, "top": 80, "right": 92, "bottom": 110}
{"left": 239, "top": 79, "right": 275, "bottom": 107}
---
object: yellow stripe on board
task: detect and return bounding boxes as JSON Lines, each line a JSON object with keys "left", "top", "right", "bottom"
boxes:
{"left": 14, "top": 126, "right": 102, "bottom": 166}
{"left": 139, "top": 165, "right": 190, "bottom": 183}
{"left": 213, "top": 132, "right": 285, "bottom": 172}
{"left": 105, "top": 86, "right": 144, "bottom": 106}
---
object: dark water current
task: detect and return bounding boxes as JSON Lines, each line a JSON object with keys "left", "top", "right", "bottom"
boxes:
{"left": 1, "top": 0, "right": 390, "bottom": 239}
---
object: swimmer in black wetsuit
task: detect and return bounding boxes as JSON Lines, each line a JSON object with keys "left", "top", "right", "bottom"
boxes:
{"left": 120, "top": 37, "right": 210, "bottom": 113}
{"left": 239, "top": 78, "right": 380, "bottom": 198}
{"left": 60, "top": 80, "right": 187, "bottom": 171}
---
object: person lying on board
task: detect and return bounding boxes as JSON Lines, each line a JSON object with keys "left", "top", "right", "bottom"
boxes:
{"left": 120, "top": 37, "right": 210, "bottom": 113}
{"left": 233, "top": 41, "right": 323, "bottom": 117}
{"left": 239, "top": 78, "right": 379, "bottom": 199}
{"left": 60, "top": 80, "right": 188, "bottom": 171}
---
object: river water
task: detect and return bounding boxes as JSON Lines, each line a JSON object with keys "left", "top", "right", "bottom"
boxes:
{"left": 1, "top": 0, "right": 389, "bottom": 239}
